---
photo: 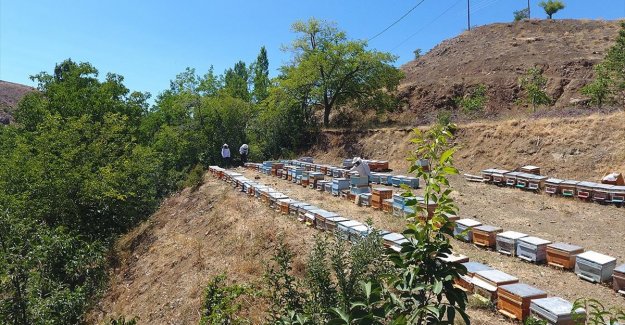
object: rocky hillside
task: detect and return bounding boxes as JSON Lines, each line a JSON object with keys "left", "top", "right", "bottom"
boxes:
{"left": 0, "top": 80, "right": 35, "bottom": 124}
{"left": 398, "top": 19, "right": 622, "bottom": 123}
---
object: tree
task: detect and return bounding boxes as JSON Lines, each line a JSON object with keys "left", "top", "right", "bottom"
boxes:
{"left": 223, "top": 61, "right": 250, "bottom": 101}
{"left": 282, "top": 18, "right": 403, "bottom": 126}
{"left": 519, "top": 67, "right": 551, "bottom": 111}
{"left": 253, "top": 46, "right": 270, "bottom": 103}
{"left": 582, "top": 63, "right": 611, "bottom": 108}
{"left": 514, "top": 8, "right": 530, "bottom": 21}
{"left": 413, "top": 48, "right": 422, "bottom": 60}
{"left": 602, "top": 22, "right": 625, "bottom": 103}
{"left": 539, "top": 0, "right": 565, "bottom": 19}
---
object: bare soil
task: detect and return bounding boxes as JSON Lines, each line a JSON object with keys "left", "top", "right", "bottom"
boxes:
{"left": 395, "top": 19, "right": 623, "bottom": 124}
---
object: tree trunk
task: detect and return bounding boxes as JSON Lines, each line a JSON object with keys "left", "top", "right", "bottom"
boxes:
{"left": 323, "top": 105, "right": 331, "bottom": 127}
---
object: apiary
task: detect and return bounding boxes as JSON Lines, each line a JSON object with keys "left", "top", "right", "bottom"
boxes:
{"left": 496, "top": 231, "right": 528, "bottom": 257}
{"left": 454, "top": 218, "right": 482, "bottom": 242}
{"left": 517, "top": 236, "right": 551, "bottom": 263}
{"left": 546, "top": 242, "right": 584, "bottom": 270}
{"left": 297, "top": 205, "right": 320, "bottom": 223}
{"left": 336, "top": 220, "right": 363, "bottom": 240}
{"left": 472, "top": 270, "right": 519, "bottom": 302}
{"left": 289, "top": 202, "right": 310, "bottom": 217}
{"left": 497, "top": 283, "right": 547, "bottom": 321}
{"left": 613, "top": 263, "right": 625, "bottom": 295}
{"left": 454, "top": 262, "right": 493, "bottom": 293}
{"left": 529, "top": 297, "right": 586, "bottom": 325}
{"left": 517, "top": 173, "right": 548, "bottom": 191}
{"left": 325, "top": 216, "right": 349, "bottom": 232}
{"left": 575, "top": 251, "right": 617, "bottom": 283}
{"left": 472, "top": 225, "right": 503, "bottom": 248}
{"left": 491, "top": 169, "right": 510, "bottom": 185}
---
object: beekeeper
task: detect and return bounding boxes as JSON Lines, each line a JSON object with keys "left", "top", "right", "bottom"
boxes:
{"left": 221, "top": 144, "right": 231, "bottom": 168}
{"left": 239, "top": 143, "right": 249, "bottom": 165}
{"left": 350, "top": 157, "right": 371, "bottom": 178}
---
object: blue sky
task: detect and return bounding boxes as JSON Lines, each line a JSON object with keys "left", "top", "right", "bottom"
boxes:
{"left": 1, "top": 0, "right": 624, "bottom": 100}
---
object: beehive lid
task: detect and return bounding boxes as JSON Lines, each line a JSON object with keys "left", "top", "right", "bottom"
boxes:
{"left": 456, "top": 218, "right": 482, "bottom": 227}
{"left": 439, "top": 252, "right": 469, "bottom": 263}
{"left": 373, "top": 187, "right": 391, "bottom": 192}
{"left": 593, "top": 184, "right": 615, "bottom": 191}
{"left": 498, "top": 231, "right": 528, "bottom": 240}
{"left": 278, "top": 199, "right": 298, "bottom": 205}
{"left": 303, "top": 205, "right": 320, "bottom": 212}
{"left": 531, "top": 297, "right": 578, "bottom": 316}
{"left": 475, "top": 269, "right": 518, "bottom": 284}
{"left": 577, "top": 181, "right": 598, "bottom": 188}
{"left": 471, "top": 277, "right": 497, "bottom": 292}
{"left": 561, "top": 180, "right": 580, "bottom": 186}
{"left": 545, "top": 178, "right": 564, "bottom": 184}
{"left": 350, "top": 225, "right": 370, "bottom": 234}
{"left": 615, "top": 263, "right": 625, "bottom": 273}
{"left": 499, "top": 283, "right": 546, "bottom": 298}
{"left": 291, "top": 202, "right": 310, "bottom": 209}
{"left": 490, "top": 169, "right": 510, "bottom": 175}
{"left": 474, "top": 225, "right": 502, "bottom": 233}
{"left": 577, "top": 251, "right": 616, "bottom": 265}
{"left": 325, "top": 216, "right": 349, "bottom": 223}
{"left": 315, "top": 210, "right": 339, "bottom": 219}
{"left": 548, "top": 242, "right": 583, "bottom": 253}
{"left": 383, "top": 232, "right": 405, "bottom": 242}
{"left": 521, "top": 165, "right": 540, "bottom": 171}
{"left": 612, "top": 185, "right": 625, "bottom": 193}
{"left": 505, "top": 171, "right": 523, "bottom": 177}
{"left": 339, "top": 220, "right": 364, "bottom": 228}
{"left": 462, "top": 262, "right": 492, "bottom": 274}
{"left": 519, "top": 236, "right": 551, "bottom": 246}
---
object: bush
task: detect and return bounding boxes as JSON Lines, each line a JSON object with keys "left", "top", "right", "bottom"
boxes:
{"left": 182, "top": 164, "right": 205, "bottom": 190}
{"left": 199, "top": 275, "right": 250, "bottom": 325}
{"left": 455, "top": 84, "right": 487, "bottom": 113}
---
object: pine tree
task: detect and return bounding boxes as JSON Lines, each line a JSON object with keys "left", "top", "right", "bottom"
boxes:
{"left": 253, "top": 46, "right": 270, "bottom": 103}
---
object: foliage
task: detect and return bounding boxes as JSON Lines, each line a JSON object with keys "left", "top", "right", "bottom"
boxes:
{"left": 108, "top": 316, "right": 139, "bottom": 325}
{"left": 514, "top": 8, "right": 530, "bottom": 21}
{"left": 436, "top": 110, "right": 453, "bottom": 130}
{"left": 519, "top": 67, "right": 551, "bottom": 112}
{"left": 265, "top": 239, "right": 306, "bottom": 323}
{"left": 572, "top": 298, "right": 625, "bottom": 325}
{"left": 282, "top": 18, "right": 403, "bottom": 126}
{"left": 581, "top": 64, "right": 612, "bottom": 108}
{"left": 199, "top": 275, "right": 251, "bottom": 325}
{"left": 455, "top": 84, "right": 487, "bottom": 113}
{"left": 224, "top": 61, "right": 251, "bottom": 102}
{"left": 253, "top": 46, "right": 271, "bottom": 103}
{"left": 524, "top": 316, "right": 548, "bottom": 325}
{"left": 539, "top": 0, "right": 565, "bottom": 19}
{"left": 182, "top": 164, "right": 206, "bottom": 190}
{"left": 413, "top": 48, "right": 422, "bottom": 60}
{"left": 603, "top": 22, "right": 625, "bottom": 98}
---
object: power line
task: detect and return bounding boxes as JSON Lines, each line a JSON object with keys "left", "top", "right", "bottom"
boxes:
{"left": 391, "top": 0, "right": 463, "bottom": 51}
{"left": 368, "top": 0, "right": 427, "bottom": 42}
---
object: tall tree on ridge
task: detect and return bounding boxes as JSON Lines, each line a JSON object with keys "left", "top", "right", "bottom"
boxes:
{"left": 253, "top": 46, "right": 270, "bottom": 103}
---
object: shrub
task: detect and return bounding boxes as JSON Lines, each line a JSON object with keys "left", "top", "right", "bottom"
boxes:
{"left": 455, "top": 84, "right": 487, "bottom": 113}
{"left": 182, "top": 164, "right": 205, "bottom": 190}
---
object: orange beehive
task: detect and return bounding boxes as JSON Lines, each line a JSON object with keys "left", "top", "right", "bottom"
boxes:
{"left": 372, "top": 188, "right": 393, "bottom": 210}
{"left": 546, "top": 243, "right": 584, "bottom": 270}
{"left": 473, "top": 225, "right": 503, "bottom": 248}
{"left": 498, "top": 283, "right": 547, "bottom": 321}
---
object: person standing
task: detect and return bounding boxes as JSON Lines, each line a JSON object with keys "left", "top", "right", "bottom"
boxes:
{"left": 221, "top": 144, "right": 231, "bottom": 168}
{"left": 239, "top": 143, "right": 249, "bottom": 165}
{"left": 350, "top": 157, "right": 371, "bottom": 178}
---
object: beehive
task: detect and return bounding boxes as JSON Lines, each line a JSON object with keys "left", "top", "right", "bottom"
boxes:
{"left": 382, "top": 232, "right": 408, "bottom": 252}
{"left": 454, "top": 262, "right": 492, "bottom": 293}
{"left": 491, "top": 169, "right": 510, "bottom": 185}
{"left": 313, "top": 210, "right": 339, "bottom": 231}
{"left": 325, "top": 216, "right": 349, "bottom": 232}
{"left": 454, "top": 219, "right": 482, "bottom": 242}
{"left": 520, "top": 165, "right": 541, "bottom": 175}
{"left": 504, "top": 171, "right": 523, "bottom": 187}
{"left": 546, "top": 243, "right": 584, "bottom": 270}
{"left": 277, "top": 199, "right": 298, "bottom": 215}
{"left": 336, "top": 220, "right": 363, "bottom": 240}
{"left": 473, "top": 225, "right": 503, "bottom": 248}
{"left": 382, "top": 199, "right": 393, "bottom": 213}
{"left": 575, "top": 251, "right": 617, "bottom": 283}
{"left": 613, "top": 264, "right": 625, "bottom": 295}
{"left": 575, "top": 181, "right": 597, "bottom": 200}
{"left": 517, "top": 236, "right": 551, "bottom": 263}
{"left": 498, "top": 283, "right": 547, "bottom": 321}
{"left": 472, "top": 270, "right": 519, "bottom": 302}
{"left": 544, "top": 178, "right": 564, "bottom": 195}
{"left": 530, "top": 297, "right": 586, "bottom": 325}
{"left": 439, "top": 252, "right": 469, "bottom": 264}
{"left": 592, "top": 184, "right": 614, "bottom": 203}
{"left": 372, "top": 188, "right": 393, "bottom": 210}
{"left": 609, "top": 186, "right": 625, "bottom": 205}
{"left": 496, "top": 231, "right": 528, "bottom": 257}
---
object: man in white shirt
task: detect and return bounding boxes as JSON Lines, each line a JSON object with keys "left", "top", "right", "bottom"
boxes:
{"left": 221, "top": 144, "right": 231, "bottom": 168}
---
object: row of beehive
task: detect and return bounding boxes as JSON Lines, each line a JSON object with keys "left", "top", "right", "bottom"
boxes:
{"left": 210, "top": 165, "right": 594, "bottom": 324}
{"left": 481, "top": 168, "right": 625, "bottom": 206}
{"left": 453, "top": 218, "right": 625, "bottom": 295}
{"left": 209, "top": 165, "right": 408, "bottom": 251}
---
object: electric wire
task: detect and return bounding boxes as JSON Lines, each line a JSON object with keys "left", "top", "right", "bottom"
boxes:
{"left": 368, "top": 0, "right": 427, "bottom": 42}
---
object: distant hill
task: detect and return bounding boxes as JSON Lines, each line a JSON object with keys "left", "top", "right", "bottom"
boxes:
{"left": 0, "top": 80, "right": 35, "bottom": 124}
{"left": 398, "top": 19, "right": 623, "bottom": 123}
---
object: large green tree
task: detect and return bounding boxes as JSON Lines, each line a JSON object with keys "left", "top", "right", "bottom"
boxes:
{"left": 282, "top": 18, "right": 403, "bottom": 126}
{"left": 223, "top": 61, "right": 250, "bottom": 101}
{"left": 252, "top": 46, "right": 270, "bottom": 103}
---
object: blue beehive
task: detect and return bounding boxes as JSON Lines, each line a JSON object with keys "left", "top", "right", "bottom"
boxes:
{"left": 350, "top": 186, "right": 370, "bottom": 195}
{"left": 332, "top": 178, "right": 350, "bottom": 196}
{"left": 391, "top": 175, "right": 406, "bottom": 187}
{"left": 350, "top": 176, "right": 369, "bottom": 187}
{"left": 401, "top": 177, "right": 419, "bottom": 189}
{"left": 369, "top": 173, "right": 380, "bottom": 184}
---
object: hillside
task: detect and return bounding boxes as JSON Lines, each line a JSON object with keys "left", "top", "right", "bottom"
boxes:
{"left": 397, "top": 19, "right": 623, "bottom": 123}
{"left": 0, "top": 80, "right": 35, "bottom": 124}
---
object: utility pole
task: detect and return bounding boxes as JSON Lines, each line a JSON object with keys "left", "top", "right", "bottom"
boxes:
{"left": 528, "top": 0, "right": 531, "bottom": 19}
{"left": 467, "top": 0, "right": 471, "bottom": 30}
